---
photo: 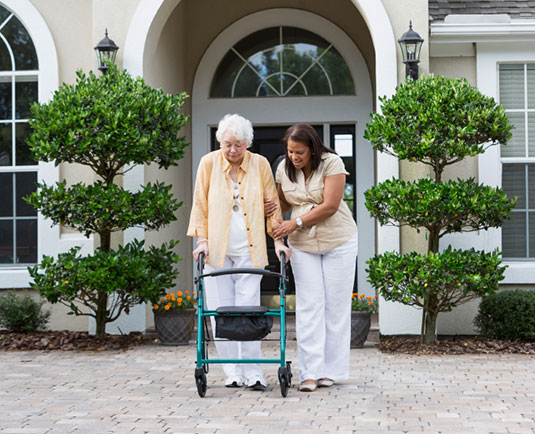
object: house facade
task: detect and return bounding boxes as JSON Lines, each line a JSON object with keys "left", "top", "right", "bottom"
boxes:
{"left": 0, "top": 0, "right": 533, "bottom": 336}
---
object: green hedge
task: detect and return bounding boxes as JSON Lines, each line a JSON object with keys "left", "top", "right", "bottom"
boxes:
{"left": 475, "top": 289, "right": 535, "bottom": 340}
{"left": 0, "top": 293, "right": 50, "bottom": 332}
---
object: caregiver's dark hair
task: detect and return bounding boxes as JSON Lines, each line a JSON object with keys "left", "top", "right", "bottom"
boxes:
{"left": 282, "top": 123, "right": 336, "bottom": 183}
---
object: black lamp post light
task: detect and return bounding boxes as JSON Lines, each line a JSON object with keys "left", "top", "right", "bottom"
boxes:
{"left": 94, "top": 29, "right": 119, "bottom": 74}
{"left": 398, "top": 21, "right": 424, "bottom": 81}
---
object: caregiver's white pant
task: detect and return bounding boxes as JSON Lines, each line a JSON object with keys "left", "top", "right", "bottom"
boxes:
{"left": 290, "top": 233, "right": 358, "bottom": 382}
{"left": 204, "top": 255, "right": 264, "bottom": 382}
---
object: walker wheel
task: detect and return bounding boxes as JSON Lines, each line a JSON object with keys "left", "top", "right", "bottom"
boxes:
{"left": 195, "top": 368, "right": 207, "bottom": 397}
{"left": 286, "top": 361, "right": 293, "bottom": 386}
{"left": 278, "top": 367, "right": 289, "bottom": 397}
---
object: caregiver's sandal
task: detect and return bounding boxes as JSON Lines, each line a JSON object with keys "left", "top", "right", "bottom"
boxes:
{"left": 299, "top": 379, "right": 317, "bottom": 392}
{"left": 317, "top": 378, "right": 334, "bottom": 387}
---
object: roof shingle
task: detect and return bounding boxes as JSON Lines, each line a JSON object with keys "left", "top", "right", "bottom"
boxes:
{"left": 429, "top": 0, "right": 535, "bottom": 21}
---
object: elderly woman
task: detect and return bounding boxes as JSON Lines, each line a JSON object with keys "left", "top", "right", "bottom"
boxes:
{"left": 187, "top": 113, "right": 289, "bottom": 391}
{"left": 272, "top": 123, "right": 357, "bottom": 392}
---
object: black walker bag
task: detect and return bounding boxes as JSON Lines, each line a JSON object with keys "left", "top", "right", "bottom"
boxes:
{"left": 215, "top": 306, "right": 273, "bottom": 341}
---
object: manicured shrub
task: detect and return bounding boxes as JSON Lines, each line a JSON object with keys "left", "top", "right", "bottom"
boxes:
{"left": 26, "top": 65, "right": 189, "bottom": 339}
{"left": 475, "top": 290, "right": 535, "bottom": 340}
{"left": 0, "top": 293, "right": 51, "bottom": 332}
{"left": 364, "top": 74, "right": 514, "bottom": 344}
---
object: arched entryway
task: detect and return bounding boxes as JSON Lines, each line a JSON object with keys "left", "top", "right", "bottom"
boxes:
{"left": 120, "top": 0, "right": 401, "bottom": 333}
{"left": 192, "top": 9, "right": 374, "bottom": 295}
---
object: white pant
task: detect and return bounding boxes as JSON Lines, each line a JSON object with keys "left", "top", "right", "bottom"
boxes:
{"left": 204, "top": 255, "right": 264, "bottom": 382}
{"left": 290, "top": 233, "right": 358, "bottom": 382}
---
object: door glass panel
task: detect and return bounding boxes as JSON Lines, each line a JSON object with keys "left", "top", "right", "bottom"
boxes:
{"left": 211, "top": 27, "right": 354, "bottom": 98}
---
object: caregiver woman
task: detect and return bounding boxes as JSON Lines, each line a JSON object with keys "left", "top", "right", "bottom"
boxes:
{"left": 272, "top": 123, "right": 357, "bottom": 393}
{"left": 187, "top": 113, "right": 289, "bottom": 391}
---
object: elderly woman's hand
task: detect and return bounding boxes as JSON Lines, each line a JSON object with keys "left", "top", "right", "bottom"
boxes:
{"left": 264, "top": 198, "right": 278, "bottom": 217}
{"left": 192, "top": 240, "right": 209, "bottom": 263}
{"left": 272, "top": 219, "right": 298, "bottom": 239}
{"left": 274, "top": 239, "right": 291, "bottom": 262}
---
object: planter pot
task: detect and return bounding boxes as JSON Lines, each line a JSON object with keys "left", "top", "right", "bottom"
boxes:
{"left": 154, "top": 308, "right": 195, "bottom": 346}
{"left": 350, "top": 311, "right": 371, "bottom": 348}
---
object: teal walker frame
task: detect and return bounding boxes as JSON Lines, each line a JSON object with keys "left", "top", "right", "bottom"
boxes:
{"left": 194, "top": 252, "right": 292, "bottom": 397}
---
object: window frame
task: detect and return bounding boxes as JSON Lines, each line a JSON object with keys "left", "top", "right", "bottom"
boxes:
{"left": 498, "top": 63, "right": 535, "bottom": 260}
{"left": 0, "top": 0, "right": 69, "bottom": 289}
{"left": 477, "top": 42, "right": 535, "bottom": 283}
{"left": 0, "top": 8, "right": 39, "bottom": 267}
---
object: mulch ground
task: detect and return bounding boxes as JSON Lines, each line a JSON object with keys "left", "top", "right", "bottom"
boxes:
{"left": 0, "top": 330, "right": 152, "bottom": 351}
{"left": 379, "top": 335, "right": 535, "bottom": 355}
{"left": 2, "top": 329, "right": 535, "bottom": 355}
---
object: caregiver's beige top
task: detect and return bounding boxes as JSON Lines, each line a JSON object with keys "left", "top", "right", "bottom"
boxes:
{"left": 276, "top": 152, "right": 357, "bottom": 253}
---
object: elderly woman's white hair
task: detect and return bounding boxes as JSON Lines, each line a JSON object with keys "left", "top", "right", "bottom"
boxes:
{"left": 216, "top": 114, "right": 254, "bottom": 146}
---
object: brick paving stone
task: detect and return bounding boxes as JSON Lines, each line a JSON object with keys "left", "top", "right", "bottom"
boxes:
{"left": 1, "top": 342, "right": 535, "bottom": 433}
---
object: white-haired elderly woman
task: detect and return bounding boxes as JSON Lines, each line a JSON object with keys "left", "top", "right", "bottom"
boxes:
{"left": 187, "top": 113, "right": 290, "bottom": 391}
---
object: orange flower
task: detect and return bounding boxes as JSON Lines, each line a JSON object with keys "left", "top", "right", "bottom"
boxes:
{"left": 185, "top": 290, "right": 189, "bottom": 294}
{"left": 374, "top": 295, "right": 379, "bottom": 299}
{"left": 177, "top": 299, "right": 182, "bottom": 306}
{"left": 368, "top": 301, "right": 374, "bottom": 306}
{"left": 160, "top": 297, "right": 166, "bottom": 303}
{"left": 166, "top": 294, "right": 171, "bottom": 300}
{"left": 193, "top": 292, "right": 196, "bottom": 296}
{"left": 153, "top": 305, "right": 159, "bottom": 310}
{"left": 170, "top": 294, "right": 176, "bottom": 301}
{"left": 177, "top": 291, "right": 183, "bottom": 296}
{"left": 187, "top": 296, "right": 191, "bottom": 300}
{"left": 359, "top": 294, "right": 365, "bottom": 299}
{"left": 164, "top": 304, "right": 171, "bottom": 310}
{"left": 367, "top": 296, "right": 372, "bottom": 301}
{"left": 352, "top": 292, "right": 358, "bottom": 297}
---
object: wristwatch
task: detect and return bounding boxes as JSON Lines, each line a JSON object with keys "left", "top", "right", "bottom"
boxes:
{"left": 295, "top": 217, "right": 303, "bottom": 228}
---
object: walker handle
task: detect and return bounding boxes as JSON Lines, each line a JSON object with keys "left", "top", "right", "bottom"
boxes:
{"left": 197, "top": 251, "right": 205, "bottom": 276}
{"left": 280, "top": 251, "right": 287, "bottom": 282}
{"left": 198, "top": 268, "right": 283, "bottom": 280}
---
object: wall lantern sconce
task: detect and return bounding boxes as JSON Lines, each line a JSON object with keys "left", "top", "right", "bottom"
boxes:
{"left": 398, "top": 21, "right": 424, "bottom": 81}
{"left": 94, "top": 29, "right": 119, "bottom": 74}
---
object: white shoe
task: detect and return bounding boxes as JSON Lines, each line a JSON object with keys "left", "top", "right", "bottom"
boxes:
{"left": 299, "top": 380, "right": 317, "bottom": 392}
{"left": 317, "top": 378, "right": 334, "bottom": 388}
{"left": 246, "top": 377, "right": 267, "bottom": 391}
{"left": 225, "top": 376, "right": 243, "bottom": 388}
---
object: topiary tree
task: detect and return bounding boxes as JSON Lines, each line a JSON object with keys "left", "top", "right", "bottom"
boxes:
{"left": 364, "top": 74, "right": 516, "bottom": 344}
{"left": 26, "top": 65, "right": 189, "bottom": 339}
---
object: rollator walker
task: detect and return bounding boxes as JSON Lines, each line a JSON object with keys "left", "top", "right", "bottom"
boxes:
{"left": 194, "top": 252, "right": 292, "bottom": 397}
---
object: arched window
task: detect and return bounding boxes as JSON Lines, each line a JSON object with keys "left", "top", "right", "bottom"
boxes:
{"left": 210, "top": 26, "right": 355, "bottom": 98}
{"left": 0, "top": 4, "right": 38, "bottom": 265}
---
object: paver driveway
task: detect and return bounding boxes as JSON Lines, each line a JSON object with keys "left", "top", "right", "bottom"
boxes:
{"left": 1, "top": 341, "right": 534, "bottom": 433}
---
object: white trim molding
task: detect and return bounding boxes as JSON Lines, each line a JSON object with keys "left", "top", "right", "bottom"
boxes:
{"left": 0, "top": 0, "right": 60, "bottom": 288}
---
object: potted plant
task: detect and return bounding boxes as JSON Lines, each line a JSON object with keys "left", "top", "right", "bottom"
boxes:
{"left": 152, "top": 291, "right": 196, "bottom": 346}
{"left": 350, "top": 293, "right": 378, "bottom": 348}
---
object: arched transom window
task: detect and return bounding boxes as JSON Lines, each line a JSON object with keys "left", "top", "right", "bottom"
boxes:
{"left": 0, "top": 4, "right": 38, "bottom": 265}
{"left": 211, "top": 26, "right": 355, "bottom": 98}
